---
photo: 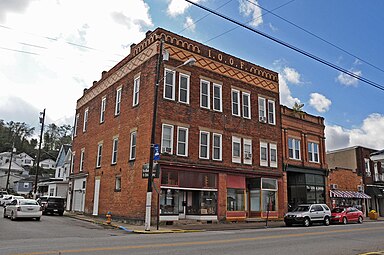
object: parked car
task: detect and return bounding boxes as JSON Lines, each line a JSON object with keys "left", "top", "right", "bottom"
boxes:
{"left": 284, "top": 204, "right": 331, "bottom": 227}
{"left": 2, "top": 195, "right": 25, "bottom": 207}
{"left": 0, "top": 190, "right": 8, "bottom": 196}
{"left": 37, "top": 196, "right": 65, "bottom": 216}
{"left": 331, "top": 207, "right": 364, "bottom": 224}
{"left": 3, "top": 199, "right": 42, "bottom": 221}
{"left": 0, "top": 194, "right": 12, "bottom": 206}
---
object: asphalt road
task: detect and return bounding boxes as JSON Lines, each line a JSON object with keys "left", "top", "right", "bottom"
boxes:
{"left": 1, "top": 210, "right": 384, "bottom": 255}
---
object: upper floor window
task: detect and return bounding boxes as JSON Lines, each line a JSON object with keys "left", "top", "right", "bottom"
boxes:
{"left": 96, "top": 143, "right": 103, "bottom": 168}
{"left": 80, "top": 149, "right": 85, "bottom": 171}
{"left": 70, "top": 152, "right": 75, "bottom": 173}
{"left": 243, "top": 139, "right": 252, "bottom": 165}
{"left": 130, "top": 131, "right": 137, "bottom": 160}
{"left": 232, "top": 89, "right": 240, "bottom": 116}
{"left": 213, "top": 83, "right": 222, "bottom": 112}
{"left": 111, "top": 137, "right": 118, "bottom": 164}
{"left": 270, "top": 143, "right": 277, "bottom": 168}
{"left": 133, "top": 77, "right": 140, "bottom": 106}
{"left": 164, "top": 69, "right": 175, "bottom": 100}
{"left": 258, "top": 97, "right": 266, "bottom": 122}
{"left": 115, "top": 87, "right": 122, "bottom": 115}
{"left": 288, "top": 138, "right": 301, "bottom": 160}
{"left": 242, "top": 92, "right": 251, "bottom": 119}
{"left": 199, "top": 131, "right": 210, "bottom": 159}
{"left": 178, "top": 73, "right": 190, "bottom": 104}
{"left": 308, "top": 142, "right": 319, "bottom": 163}
{"left": 83, "top": 108, "right": 88, "bottom": 132}
{"left": 161, "top": 124, "right": 174, "bottom": 154}
{"left": 73, "top": 113, "right": 79, "bottom": 137}
{"left": 176, "top": 127, "right": 188, "bottom": 157}
{"left": 232, "top": 136, "right": 241, "bottom": 163}
{"left": 268, "top": 100, "right": 276, "bottom": 125}
{"left": 260, "top": 142, "right": 268, "bottom": 167}
{"left": 200, "top": 80, "right": 210, "bottom": 109}
{"left": 100, "top": 97, "right": 106, "bottom": 123}
{"left": 364, "top": 158, "right": 370, "bottom": 173}
{"left": 212, "top": 133, "right": 222, "bottom": 161}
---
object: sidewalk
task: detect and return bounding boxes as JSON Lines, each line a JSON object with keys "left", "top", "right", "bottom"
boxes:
{"left": 64, "top": 212, "right": 384, "bottom": 234}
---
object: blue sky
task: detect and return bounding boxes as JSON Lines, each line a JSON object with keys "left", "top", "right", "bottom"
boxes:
{"left": 0, "top": 0, "right": 383, "bottom": 151}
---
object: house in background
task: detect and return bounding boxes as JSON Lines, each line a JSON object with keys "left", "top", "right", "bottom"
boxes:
{"left": 13, "top": 176, "right": 35, "bottom": 196}
{"left": 39, "top": 159, "right": 56, "bottom": 169}
{"left": 15, "top": 152, "right": 35, "bottom": 168}
{"left": 0, "top": 172, "right": 24, "bottom": 192}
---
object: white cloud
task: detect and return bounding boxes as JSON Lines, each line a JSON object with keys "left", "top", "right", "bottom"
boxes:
{"left": 0, "top": 0, "right": 32, "bottom": 22}
{"left": 325, "top": 113, "right": 384, "bottom": 151}
{"left": 279, "top": 76, "right": 301, "bottom": 107}
{"left": 309, "top": 93, "right": 332, "bottom": 113}
{"left": 282, "top": 67, "right": 301, "bottom": 84}
{"left": 167, "top": 0, "right": 197, "bottom": 17}
{"left": 184, "top": 16, "right": 196, "bottom": 32}
{"left": 239, "top": 0, "right": 263, "bottom": 27}
{"left": 269, "top": 23, "right": 278, "bottom": 32}
{"left": 336, "top": 69, "right": 361, "bottom": 87}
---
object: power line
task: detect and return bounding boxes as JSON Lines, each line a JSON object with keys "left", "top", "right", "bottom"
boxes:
{"left": 185, "top": 0, "right": 384, "bottom": 92}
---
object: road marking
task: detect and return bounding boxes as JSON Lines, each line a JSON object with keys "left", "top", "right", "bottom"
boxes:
{"left": 12, "top": 226, "right": 384, "bottom": 255}
{"left": 359, "top": 252, "right": 384, "bottom": 255}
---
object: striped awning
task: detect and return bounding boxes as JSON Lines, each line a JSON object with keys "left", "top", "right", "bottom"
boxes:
{"left": 330, "top": 190, "right": 371, "bottom": 199}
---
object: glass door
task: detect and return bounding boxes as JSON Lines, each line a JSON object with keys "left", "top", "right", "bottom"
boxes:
{"left": 178, "top": 191, "right": 186, "bottom": 219}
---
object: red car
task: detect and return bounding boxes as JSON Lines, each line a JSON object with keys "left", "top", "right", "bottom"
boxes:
{"left": 331, "top": 207, "right": 364, "bottom": 224}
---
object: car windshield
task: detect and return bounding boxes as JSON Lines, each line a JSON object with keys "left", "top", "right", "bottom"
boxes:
{"left": 293, "top": 206, "right": 310, "bottom": 212}
{"left": 20, "top": 200, "right": 38, "bottom": 206}
{"left": 331, "top": 208, "right": 345, "bottom": 213}
{"left": 49, "top": 198, "right": 64, "bottom": 203}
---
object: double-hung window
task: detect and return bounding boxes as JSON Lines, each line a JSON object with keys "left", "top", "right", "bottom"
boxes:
{"left": 100, "top": 97, "right": 106, "bottom": 123}
{"left": 179, "top": 73, "right": 190, "bottom": 104}
{"left": 268, "top": 100, "right": 276, "bottom": 125}
{"left": 96, "top": 143, "right": 102, "bottom": 168}
{"left": 130, "top": 131, "right": 137, "bottom": 160}
{"left": 177, "top": 127, "right": 188, "bottom": 157}
{"left": 258, "top": 97, "right": 266, "bottom": 122}
{"left": 288, "top": 138, "right": 300, "bottom": 160}
{"left": 161, "top": 124, "right": 174, "bottom": 154}
{"left": 80, "top": 149, "right": 85, "bottom": 171}
{"left": 200, "top": 80, "right": 210, "bottom": 109}
{"left": 115, "top": 87, "right": 122, "bottom": 115}
{"left": 232, "top": 89, "right": 240, "bottom": 116}
{"left": 111, "top": 137, "right": 118, "bottom": 164}
{"left": 83, "top": 108, "right": 88, "bottom": 132}
{"left": 232, "top": 136, "right": 241, "bottom": 163}
{"left": 212, "top": 133, "right": 222, "bottom": 161}
{"left": 260, "top": 142, "right": 268, "bottom": 167}
{"left": 242, "top": 92, "right": 251, "bottom": 119}
{"left": 71, "top": 152, "right": 75, "bottom": 173}
{"left": 164, "top": 69, "right": 175, "bottom": 100}
{"left": 133, "top": 77, "right": 140, "bottom": 106}
{"left": 74, "top": 114, "right": 79, "bottom": 137}
{"left": 213, "top": 83, "right": 222, "bottom": 112}
{"left": 270, "top": 143, "right": 277, "bottom": 168}
{"left": 243, "top": 139, "right": 252, "bottom": 164}
{"left": 308, "top": 142, "right": 319, "bottom": 163}
{"left": 199, "top": 131, "right": 210, "bottom": 159}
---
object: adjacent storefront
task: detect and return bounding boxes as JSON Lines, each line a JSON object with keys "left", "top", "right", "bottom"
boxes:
{"left": 329, "top": 190, "right": 370, "bottom": 213}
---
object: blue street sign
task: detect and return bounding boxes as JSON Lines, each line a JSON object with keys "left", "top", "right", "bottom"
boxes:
{"left": 153, "top": 144, "right": 160, "bottom": 161}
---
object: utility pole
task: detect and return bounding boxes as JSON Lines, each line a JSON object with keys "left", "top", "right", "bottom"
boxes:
{"left": 5, "top": 143, "right": 16, "bottom": 193}
{"left": 34, "top": 109, "right": 45, "bottom": 198}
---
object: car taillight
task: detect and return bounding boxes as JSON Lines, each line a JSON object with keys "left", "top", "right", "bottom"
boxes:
{"left": 16, "top": 206, "right": 21, "bottom": 211}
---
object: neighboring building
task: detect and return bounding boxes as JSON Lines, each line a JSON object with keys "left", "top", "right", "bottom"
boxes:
{"left": 281, "top": 106, "right": 328, "bottom": 210}
{"left": 326, "top": 146, "right": 382, "bottom": 215}
{"left": 15, "top": 152, "right": 35, "bottom": 168}
{"left": 0, "top": 172, "right": 24, "bottom": 192}
{"left": 39, "top": 159, "right": 56, "bottom": 169}
{"left": 71, "top": 28, "right": 283, "bottom": 222}
{"left": 13, "top": 176, "right": 35, "bottom": 196}
{"left": 370, "top": 149, "right": 384, "bottom": 215}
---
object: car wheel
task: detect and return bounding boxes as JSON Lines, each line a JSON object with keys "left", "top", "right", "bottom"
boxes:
{"left": 10, "top": 211, "right": 16, "bottom": 221}
{"left": 358, "top": 216, "right": 363, "bottom": 224}
{"left": 58, "top": 211, "right": 64, "bottom": 216}
{"left": 3, "top": 209, "right": 7, "bottom": 218}
{"left": 303, "top": 217, "right": 311, "bottom": 227}
{"left": 342, "top": 217, "right": 348, "bottom": 225}
{"left": 36, "top": 217, "right": 41, "bottom": 221}
{"left": 324, "top": 216, "right": 330, "bottom": 226}
{"left": 285, "top": 222, "right": 292, "bottom": 227}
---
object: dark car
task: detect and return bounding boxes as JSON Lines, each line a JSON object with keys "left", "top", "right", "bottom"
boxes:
{"left": 37, "top": 196, "right": 65, "bottom": 216}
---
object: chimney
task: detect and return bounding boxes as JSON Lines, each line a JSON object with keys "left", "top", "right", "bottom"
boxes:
{"left": 146, "top": 30, "right": 152, "bottom": 38}
{"left": 101, "top": 71, "right": 107, "bottom": 79}
{"left": 83, "top": 88, "right": 88, "bottom": 95}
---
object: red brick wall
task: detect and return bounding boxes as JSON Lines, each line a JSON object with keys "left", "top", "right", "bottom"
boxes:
{"left": 328, "top": 168, "right": 362, "bottom": 191}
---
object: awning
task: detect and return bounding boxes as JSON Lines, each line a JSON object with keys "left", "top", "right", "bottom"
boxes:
{"left": 330, "top": 190, "right": 371, "bottom": 199}
{"left": 365, "top": 186, "right": 384, "bottom": 197}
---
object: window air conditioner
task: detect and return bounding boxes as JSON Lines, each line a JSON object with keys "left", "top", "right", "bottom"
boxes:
{"left": 330, "top": 184, "right": 338, "bottom": 190}
{"left": 244, "top": 153, "right": 252, "bottom": 159}
{"left": 161, "top": 147, "right": 172, "bottom": 154}
{"left": 259, "top": 116, "right": 267, "bottom": 123}
{"left": 357, "top": 185, "right": 364, "bottom": 192}
{"left": 366, "top": 171, "right": 371, "bottom": 177}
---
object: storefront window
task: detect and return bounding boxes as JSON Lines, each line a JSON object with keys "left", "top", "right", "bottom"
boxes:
{"left": 262, "top": 191, "right": 276, "bottom": 211}
{"left": 227, "top": 188, "right": 245, "bottom": 211}
{"left": 161, "top": 170, "right": 178, "bottom": 186}
{"left": 160, "top": 189, "right": 179, "bottom": 215}
{"left": 187, "top": 191, "right": 217, "bottom": 215}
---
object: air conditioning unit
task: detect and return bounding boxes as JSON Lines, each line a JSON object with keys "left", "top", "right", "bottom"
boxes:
{"left": 161, "top": 147, "right": 172, "bottom": 154}
{"left": 366, "top": 171, "right": 371, "bottom": 177}
{"left": 357, "top": 185, "right": 364, "bottom": 192}
{"left": 330, "top": 184, "right": 338, "bottom": 190}
{"left": 259, "top": 116, "right": 267, "bottom": 123}
{"left": 244, "top": 153, "right": 252, "bottom": 159}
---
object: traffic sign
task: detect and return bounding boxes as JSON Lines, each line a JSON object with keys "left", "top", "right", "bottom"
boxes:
{"left": 142, "top": 163, "right": 160, "bottom": 179}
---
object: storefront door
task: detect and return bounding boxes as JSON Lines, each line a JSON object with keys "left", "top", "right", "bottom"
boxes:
{"left": 178, "top": 191, "right": 186, "bottom": 219}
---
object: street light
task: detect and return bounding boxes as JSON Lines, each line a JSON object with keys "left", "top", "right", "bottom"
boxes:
{"left": 34, "top": 109, "right": 45, "bottom": 198}
{"left": 145, "top": 39, "right": 196, "bottom": 231}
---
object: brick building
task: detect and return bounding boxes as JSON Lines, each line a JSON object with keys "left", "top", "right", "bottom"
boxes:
{"left": 69, "top": 28, "right": 284, "bottom": 223}
{"left": 280, "top": 106, "right": 328, "bottom": 210}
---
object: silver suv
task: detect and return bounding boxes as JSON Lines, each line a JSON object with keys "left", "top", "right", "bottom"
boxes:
{"left": 284, "top": 204, "right": 331, "bottom": 227}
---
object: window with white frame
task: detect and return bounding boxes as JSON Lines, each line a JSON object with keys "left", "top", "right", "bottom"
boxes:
{"left": 243, "top": 139, "right": 252, "bottom": 164}
{"left": 83, "top": 108, "right": 88, "bottom": 132}
{"left": 213, "top": 83, "right": 222, "bottom": 112}
{"left": 177, "top": 127, "right": 188, "bottom": 156}
{"left": 178, "top": 73, "right": 190, "bottom": 104}
{"left": 111, "top": 137, "right": 118, "bottom": 164}
{"left": 260, "top": 142, "right": 268, "bottom": 167}
{"left": 270, "top": 143, "right": 277, "bottom": 168}
{"left": 242, "top": 92, "right": 251, "bottom": 119}
{"left": 200, "top": 80, "right": 210, "bottom": 109}
{"left": 133, "top": 76, "right": 140, "bottom": 106}
{"left": 232, "top": 136, "right": 241, "bottom": 163}
{"left": 130, "top": 131, "right": 137, "bottom": 160}
{"left": 80, "top": 149, "right": 85, "bottom": 171}
{"left": 164, "top": 69, "right": 175, "bottom": 100}
{"left": 364, "top": 158, "right": 370, "bottom": 172}
{"left": 115, "top": 87, "right": 122, "bottom": 115}
{"left": 74, "top": 113, "right": 79, "bottom": 137}
{"left": 100, "top": 97, "right": 106, "bottom": 123}
{"left": 232, "top": 89, "right": 240, "bottom": 116}
{"left": 24, "top": 182, "right": 29, "bottom": 188}
{"left": 71, "top": 152, "right": 75, "bottom": 173}
{"left": 268, "top": 99, "right": 276, "bottom": 125}
{"left": 199, "top": 131, "right": 210, "bottom": 159}
{"left": 115, "top": 176, "right": 121, "bottom": 191}
{"left": 258, "top": 97, "right": 266, "bottom": 122}
{"left": 308, "top": 142, "right": 319, "bottom": 163}
{"left": 161, "top": 124, "right": 174, "bottom": 154}
{"left": 212, "top": 133, "right": 222, "bottom": 161}
{"left": 96, "top": 143, "right": 102, "bottom": 168}
{"left": 288, "top": 138, "right": 300, "bottom": 160}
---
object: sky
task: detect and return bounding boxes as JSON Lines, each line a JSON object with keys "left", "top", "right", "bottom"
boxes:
{"left": 0, "top": 0, "right": 383, "bottom": 152}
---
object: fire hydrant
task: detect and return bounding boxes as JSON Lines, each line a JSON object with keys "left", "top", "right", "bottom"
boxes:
{"left": 106, "top": 211, "right": 112, "bottom": 224}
